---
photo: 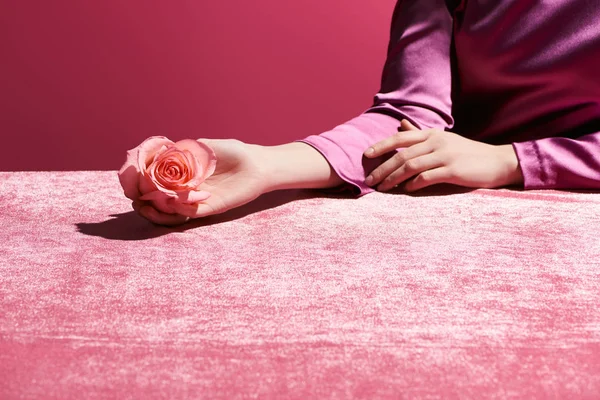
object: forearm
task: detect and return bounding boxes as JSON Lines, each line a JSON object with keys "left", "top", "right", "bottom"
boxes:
{"left": 253, "top": 142, "right": 344, "bottom": 192}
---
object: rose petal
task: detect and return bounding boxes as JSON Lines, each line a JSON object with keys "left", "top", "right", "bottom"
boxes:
{"left": 151, "top": 145, "right": 170, "bottom": 164}
{"left": 117, "top": 149, "right": 142, "bottom": 200}
{"left": 174, "top": 139, "right": 217, "bottom": 181}
{"left": 176, "top": 190, "right": 212, "bottom": 204}
{"left": 136, "top": 137, "right": 174, "bottom": 173}
{"left": 138, "top": 171, "right": 161, "bottom": 196}
{"left": 172, "top": 150, "right": 201, "bottom": 189}
{"left": 150, "top": 147, "right": 190, "bottom": 189}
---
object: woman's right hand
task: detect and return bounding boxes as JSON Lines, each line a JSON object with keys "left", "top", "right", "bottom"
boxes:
{"left": 138, "top": 138, "right": 270, "bottom": 226}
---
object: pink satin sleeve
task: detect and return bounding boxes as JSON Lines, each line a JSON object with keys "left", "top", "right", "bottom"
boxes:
{"left": 513, "top": 132, "right": 600, "bottom": 190}
{"left": 297, "top": 0, "right": 453, "bottom": 196}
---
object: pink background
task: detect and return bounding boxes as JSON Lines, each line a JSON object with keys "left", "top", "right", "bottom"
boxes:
{"left": 0, "top": 1, "right": 395, "bottom": 171}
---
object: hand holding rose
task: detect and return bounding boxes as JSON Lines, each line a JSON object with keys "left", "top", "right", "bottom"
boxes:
{"left": 118, "top": 136, "right": 217, "bottom": 225}
{"left": 364, "top": 120, "right": 524, "bottom": 192}
{"left": 119, "top": 137, "right": 270, "bottom": 225}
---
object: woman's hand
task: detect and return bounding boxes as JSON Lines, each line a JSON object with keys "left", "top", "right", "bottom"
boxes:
{"left": 137, "top": 139, "right": 270, "bottom": 226}
{"left": 364, "top": 120, "right": 524, "bottom": 192}
{"left": 137, "top": 140, "right": 343, "bottom": 226}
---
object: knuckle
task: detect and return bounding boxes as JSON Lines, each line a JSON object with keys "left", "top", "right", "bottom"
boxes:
{"left": 370, "top": 170, "right": 381, "bottom": 181}
{"left": 383, "top": 171, "right": 396, "bottom": 182}
{"left": 419, "top": 129, "right": 433, "bottom": 141}
{"left": 383, "top": 175, "right": 396, "bottom": 186}
{"left": 445, "top": 166, "right": 458, "bottom": 178}
{"left": 387, "top": 137, "right": 401, "bottom": 148}
{"left": 392, "top": 152, "right": 406, "bottom": 164}
{"left": 416, "top": 171, "right": 430, "bottom": 182}
{"left": 431, "top": 132, "right": 447, "bottom": 147}
{"left": 404, "top": 159, "right": 419, "bottom": 172}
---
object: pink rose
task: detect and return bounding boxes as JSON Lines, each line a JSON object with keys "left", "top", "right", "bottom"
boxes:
{"left": 118, "top": 136, "right": 217, "bottom": 215}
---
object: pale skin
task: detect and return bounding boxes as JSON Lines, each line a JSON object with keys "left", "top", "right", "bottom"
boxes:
{"left": 364, "top": 119, "right": 524, "bottom": 192}
{"left": 139, "top": 121, "right": 524, "bottom": 226}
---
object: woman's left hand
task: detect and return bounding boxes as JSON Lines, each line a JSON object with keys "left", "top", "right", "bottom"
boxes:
{"left": 364, "top": 120, "right": 524, "bottom": 192}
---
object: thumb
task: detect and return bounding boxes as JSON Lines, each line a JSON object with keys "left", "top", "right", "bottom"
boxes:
{"left": 196, "top": 138, "right": 215, "bottom": 146}
{"left": 400, "top": 119, "right": 419, "bottom": 131}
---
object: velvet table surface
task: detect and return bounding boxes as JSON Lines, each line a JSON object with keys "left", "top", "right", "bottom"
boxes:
{"left": 1, "top": 171, "right": 600, "bottom": 399}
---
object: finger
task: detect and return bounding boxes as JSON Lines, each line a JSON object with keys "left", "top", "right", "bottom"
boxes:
{"left": 139, "top": 205, "right": 190, "bottom": 226}
{"left": 171, "top": 201, "right": 218, "bottom": 218}
{"left": 400, "top": 119, "right": 420, "bottom": 131}
{"left": 403, "top": 167, "right": 451, "bottom": 192}
{"left": 131, "top": 200, "right": 144, "bottom": 214}
{"left": 377, "top": 153, "right": 443, "bottom": 192}
{"left": 364, "top": 130, "right": 428, "bottom": 158}
{"left": 366, "top": 141, "right": 433, "bottom": 186}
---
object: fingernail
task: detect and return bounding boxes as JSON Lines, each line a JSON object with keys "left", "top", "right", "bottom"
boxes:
{"left": 365, "top": 148, "right": 375, "bottom": 156}
{"left": 365, "top": 175, "right": 374, "bottom": 185}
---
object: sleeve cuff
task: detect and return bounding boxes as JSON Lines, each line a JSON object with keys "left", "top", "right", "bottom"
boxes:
{"left": 512, "top": 141, "right": 557, "bottom": 189}
{"left": 295, "top": 138, "right": 369, "bottom": 197}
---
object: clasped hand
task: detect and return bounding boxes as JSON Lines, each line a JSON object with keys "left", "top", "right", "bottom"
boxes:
{"left": 364, "top": 119, "right": 523, "bottom": 192}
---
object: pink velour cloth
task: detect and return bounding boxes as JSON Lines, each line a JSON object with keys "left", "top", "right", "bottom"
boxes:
{"left": 1, "top": 171, "right": 600, "bottom": 398}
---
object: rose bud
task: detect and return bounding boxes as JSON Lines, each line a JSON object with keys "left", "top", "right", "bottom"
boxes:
{"left": 118, "top": 136, "right": 217, "bottom": 215}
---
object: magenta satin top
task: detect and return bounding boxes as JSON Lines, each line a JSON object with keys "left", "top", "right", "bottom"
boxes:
{"left": 298, "top": 0, "right": 600, "bottom": 195}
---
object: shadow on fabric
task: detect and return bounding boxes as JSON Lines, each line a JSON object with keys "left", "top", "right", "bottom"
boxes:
{"left": 390, "top": 183, "right": 478, "bottom": 197}
{"left": 76, "top": 189, "right": 320, "bottom": 241}
{"left": 75, "top": 184, "right": 520, "bottom": 241}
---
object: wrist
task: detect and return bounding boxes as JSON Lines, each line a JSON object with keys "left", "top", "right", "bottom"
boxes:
{"left": 251, "top": 142, "right": 343, "bottom": 192}
{"left": 496, "top": 144, "right": 524, "bottom": 187}
{"left": 244, "top": 143, "right": 278, "bottom": 193}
